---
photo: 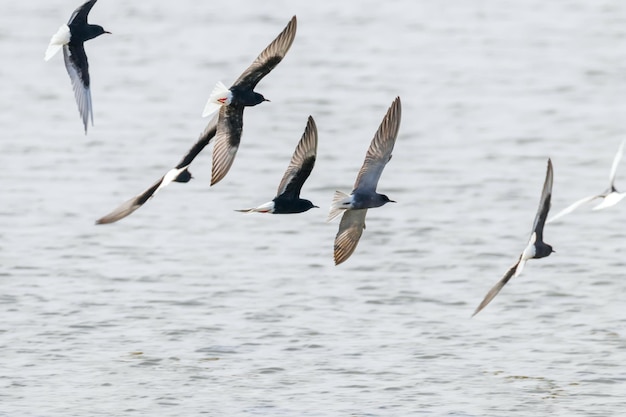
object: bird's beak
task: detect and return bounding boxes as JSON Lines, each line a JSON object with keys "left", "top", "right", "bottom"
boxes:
{"left": 313, "top": 205, "right": 320, "bottom": 209}
{"left": 264, "top": 98, "right": 271, "bottom": 102}
{"left": 390, "top": 200, "right": 397, "bottom": 203}
{"left": 105, "top": 31, "right": 112, "bottom": 34}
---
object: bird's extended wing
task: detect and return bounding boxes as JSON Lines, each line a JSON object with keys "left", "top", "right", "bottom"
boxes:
{"left": 531, "top": 159, "right": 553, "bottom": 242}
{"left": 96, "top": 178, "right": 163, "bottom": 225}
{"left": 276, "top": 116, "right": 318, "bottom": 199}
{"left": 176, "top": 113, "right": 218, "bottom": 169}
{"left": 353, "top": 97, "right": 401, "bottom": 192}
{"left": 63, "top": 44, "right": 92, "bottom": 133}
{"left": 68, "top": 0, "right": 98, "bottom": 25}
{"left": 211, "top": 105, "right": 244, "bottom": 186}
{"left": 334, "top": 209, "right": 368, "bottom": 265}
{"left": 232, "top": 16, "right": 297, "bottom": 91}
{"left": 472, "top": 258, "right": 523, "bottom": 317}
{"left": 546, "top": 194, "right": 600, "bottom": 224}
{"left": 609, "top": 140, "right": 625, "bottom": 189}
{"left": 95, "top": 167, "right": 188, "bottom": 225}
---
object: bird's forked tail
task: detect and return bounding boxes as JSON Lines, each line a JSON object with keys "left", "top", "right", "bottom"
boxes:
{"left": 202, "top": 81, "right": 231, "bottom": 117}
{"left": 327, "top": 191, "right": 351, "bottom": 222}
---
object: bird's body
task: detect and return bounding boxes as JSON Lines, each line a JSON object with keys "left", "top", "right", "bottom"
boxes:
{"left": 45, "top": 0, "right": 110, "bottom": 134}
{"left": 329, "top": 97, "right": 402, "bottom": 265}
{"left": 95, "top": 116, "right": 218, "bottom": 225}
{"left": 473, "top": 159, "right": 555, "bottom": 317}
{"left": 202, "top": 16, "right": 298, "bottom": 186}
{"left": 548, "top": 140, "right": 625, "bottom": 223}
{"left": 236, "top": 116, "right": 318, "bottom": 215}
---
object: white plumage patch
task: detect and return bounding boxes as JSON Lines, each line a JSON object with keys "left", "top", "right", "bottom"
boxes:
{"left": 45, "top": 24, "right": 70, "bottom": 61}
{"left": 514, "top": 259, "right": 528, "bottom": 278}
{"left": 327, "top": 191, "right": 352, "bottom": 222}
{"left": 155, "top": 167, "right": 186, "bottom": 195}
{"left": 236, "top": 201, "right": 275, "bottom": 214}
{"left": 520, "top": 233, "right": 537, "bottom": 264}
{"left": 202, "top": 81, "right": 232, "bottom": 117}
{"left": 593, "top": 192, "right": 626, "bottom": 210}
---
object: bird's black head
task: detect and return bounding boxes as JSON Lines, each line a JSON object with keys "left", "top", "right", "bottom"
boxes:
{"left": 85, "top": 25, "right": 111, "bottom": 41}
{"left": 301, "top": 200, "right": 319, "bottom": 212}
{"left": 174, "top": 169, "right": 193, "bottom": 183}
{"left": 536, "top": 243, "right": 554, "bottom": 259}
{"left": 381, "top": 194, "right": 396, "bottom": 204}
{"left": 289, "top": 199, "right": 317, "bottom": 213}
{"left": 250, "top": 92, "right": 269, "bottom": 106}
{"left": 277, "top": 199, "right": 318, "bottom": 214}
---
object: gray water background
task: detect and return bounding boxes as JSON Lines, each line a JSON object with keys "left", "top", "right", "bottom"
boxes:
{"left": 1, "top": 0, "right": 626, "bottom": 416}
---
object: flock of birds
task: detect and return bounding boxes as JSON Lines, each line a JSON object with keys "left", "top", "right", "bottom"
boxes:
{"left": 45, "top": 0, "right": 625, "bottom": 315}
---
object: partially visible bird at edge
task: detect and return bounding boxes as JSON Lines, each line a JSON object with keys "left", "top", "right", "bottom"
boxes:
{"left": 45, "top": 0, "right": 110, "bottom": 134}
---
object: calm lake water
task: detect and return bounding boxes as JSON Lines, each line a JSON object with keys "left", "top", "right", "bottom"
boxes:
{"left": 1, "top": 0, "right": 626, "bottom": 416}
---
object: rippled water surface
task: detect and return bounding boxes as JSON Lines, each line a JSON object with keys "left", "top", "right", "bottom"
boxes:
{"left": 2, "top": 1, "right": 626, "bottom": 416}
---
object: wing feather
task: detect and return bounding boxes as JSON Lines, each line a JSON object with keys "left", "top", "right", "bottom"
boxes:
{"left": 334, "top": 209, "right": 368, "bottom": 265}
{"left": 232, "top": 16, "right": 297, "bottom": 90}
{"left": 353, "top": 97, "right": 401, "bottom": 192}
{"left": 211, "top": 105, "right": 244, "bottom": 185}
{"left": 472, "top": 258, "right": 522, "bottom": 317}
{"left": 63, "top": 44, "right": 92, "bottom": 133}
{"left": 276, "top": 116, "right": 318, "bottom": 199}
{"left": 531, "top": 159, "right": 553, "bottom": 242}
{"left": 68, "top": 0, "right": 98, "bottom": 25}
{"left": 96, "top": 179, "right": 162, "bottom": 225}
{"left": 609, "top": 140, "right": 625, "bottom": 188}
{"left": 176, "top": 113, "right": 218, "bottom": 169}
{"left": 546, "top": 194, "right": 600, "bottom": 224}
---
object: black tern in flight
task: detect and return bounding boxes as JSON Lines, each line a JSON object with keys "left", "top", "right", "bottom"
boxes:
{"left": 45, "top": 0, "right": 110, "bottom": 134}
{"left": 473, "top": 159, "right": 555, "bottom": 317}
{"left": 201, "top": 15, "right": 297, "bottom": 186}
{"left": 95, "top": 116, "right": 218, "bottom": 224}
{"left": 548, "top": 140, "right": 625, "bottom": 223}
{"left": 328, "top": 97, "right": 401, "bottom": 266}
{"left": 236, "top": 116, "right": 318, "bottom": 214}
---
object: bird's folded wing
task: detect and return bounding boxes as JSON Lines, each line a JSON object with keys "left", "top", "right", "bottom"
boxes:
{"left": 334, "top": 209, "right": 368, "bottom": 265}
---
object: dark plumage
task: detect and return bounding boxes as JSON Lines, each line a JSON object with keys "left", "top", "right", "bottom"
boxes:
{"left": 236, "top": 116, "right": 318, "bottom": 214}
{"left": 202, "top": 16, "right": 298, "bottom": 186}
{"left": 472, "top": 159, "right": 555, "bottom": 317}
{"left": 327, "top": 97, "right": 402, "bottom": 265}
{"left": 45, "top": 0, "right": 110, "bottom": 134}
{"left": 95, "top": 116, "right": 218, "bottom": 225}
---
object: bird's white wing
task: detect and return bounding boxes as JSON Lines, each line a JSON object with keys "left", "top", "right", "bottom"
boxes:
{"left": 592, "top": 192, "right": 626, "bottom": 211}
{"left": 609, "top": 140, "right": 625, "bottom": 188}
{"left": 546, "top": 194, "right": 600, "bottom": 224}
